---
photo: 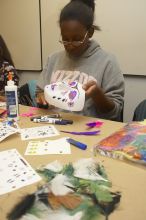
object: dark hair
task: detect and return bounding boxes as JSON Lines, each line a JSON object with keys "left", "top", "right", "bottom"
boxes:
{"left": 59, "top": 0, "right": 100, "bottom": 30}
{"left": 0, "top": 35, "right": 14, "bottom": 66}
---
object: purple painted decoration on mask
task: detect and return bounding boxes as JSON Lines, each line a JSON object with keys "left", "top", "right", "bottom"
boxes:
{"left": 68, "top": 90, "right": 77, "bottom": 100}
{"left": 68, "top": 101, "right": 74, "bottom": 107}
{"left": 51, "top": 84, "right": 57, "bottom": 91}
{"left": 69, "top": 81, "right": 77, "bottom": 87}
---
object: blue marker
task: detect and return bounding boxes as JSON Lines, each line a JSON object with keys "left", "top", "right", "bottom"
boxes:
{"left": 67, "top": 138, "right": 87, "bottom": 150}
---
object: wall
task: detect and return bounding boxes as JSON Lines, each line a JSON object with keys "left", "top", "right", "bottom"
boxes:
{"left": 0, "top": 0, "right": 42, "bottom": 70}
{"left": 96, "top": 0, "right": 146, "bottom": 75}
{"left": 41, "top": 0, "right": 68, "bottom": 65}
{"left": 40, "top": 0, "right": 146, "bottom": 75}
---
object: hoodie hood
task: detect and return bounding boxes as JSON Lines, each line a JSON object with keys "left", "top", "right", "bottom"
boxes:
{"left": 80, "top": 39, "right": 101, "bottom": 58}
{"left": 67, "top": 39, "right": 101, "bottom": 59}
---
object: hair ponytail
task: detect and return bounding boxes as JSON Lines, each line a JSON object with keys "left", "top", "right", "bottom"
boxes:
{"left": 60, "top": 0, "right": 100, "bottom": 31}
{"left": 70, "top": 0, "right": 95, "bottom": 12}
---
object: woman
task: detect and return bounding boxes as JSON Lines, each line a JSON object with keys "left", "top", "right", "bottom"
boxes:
{"left": 36, "top": 0, "right": 124, "bottom": 121}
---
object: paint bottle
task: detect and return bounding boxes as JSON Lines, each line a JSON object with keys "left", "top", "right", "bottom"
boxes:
{"left": 5, "top": 72, "right": 19, "bottom": 120}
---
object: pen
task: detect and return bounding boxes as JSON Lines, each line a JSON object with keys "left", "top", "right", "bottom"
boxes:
{"left": 30, "top": 114, "right": 62, "bottom": 121}
{"left": 32, "top": 118, "right": 68, "bottom": 125}
{"left": 67, "top": 138, "right": 87, "bottom": 150}
{"left": 32, "top": 118, "right": 73, "bottom": 124}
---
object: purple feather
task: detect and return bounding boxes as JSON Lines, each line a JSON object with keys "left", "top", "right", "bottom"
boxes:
{"left": 86, "top": 122, "right": 97, "bottom": 128}
{"left": 60, "top": 130, "right": 100, "bottom": 135}
{"left": 86, "top": 121, "right": 103, "bottom": 128}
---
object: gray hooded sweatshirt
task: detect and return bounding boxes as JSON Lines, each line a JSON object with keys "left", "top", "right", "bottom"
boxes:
{"left": 37, "top": 40, "right": 125, "bottom": 121}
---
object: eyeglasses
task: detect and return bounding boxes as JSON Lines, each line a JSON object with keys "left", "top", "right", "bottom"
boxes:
{"left": 59, "top": 31, "right": 88, "bottom": 47}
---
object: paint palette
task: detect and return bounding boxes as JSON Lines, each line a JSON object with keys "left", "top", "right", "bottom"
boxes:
{"left": 44, "top": 81, "right": 85, "bottom": 111}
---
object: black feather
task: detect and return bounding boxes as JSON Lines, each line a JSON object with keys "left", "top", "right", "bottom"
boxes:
{"left": 91, "top": 192, "right": 121, "bottom": 218}
{"left": 99, "top": 192, "right": 121, "bottom": 216}
{"left": 39, "top": 193, "right": 49, "bottom": 206}
{"left": 7, "top": 194, "right": 36, "bottom": 220}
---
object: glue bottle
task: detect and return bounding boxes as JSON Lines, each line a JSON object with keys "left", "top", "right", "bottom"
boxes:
{"left": 5, "top": 72, "right": 19, "bottom": 120}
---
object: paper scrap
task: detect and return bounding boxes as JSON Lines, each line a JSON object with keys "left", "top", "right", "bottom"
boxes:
{"left": 21, "top": 125, "right": 59, "bottom": 140}
{"left": 25, "top": 138, "right": 71, "bottom": 155}
{"left": 0, "top": 149, "right": 41, "bottom": 195}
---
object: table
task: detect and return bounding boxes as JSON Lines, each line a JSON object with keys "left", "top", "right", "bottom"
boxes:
{"left": 0, "top": 105, "right": 146, "bottom": 220}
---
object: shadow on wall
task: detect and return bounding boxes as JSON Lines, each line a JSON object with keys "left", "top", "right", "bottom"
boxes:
{"left": 18, "top": 71, "right": 40, "bottom": 86}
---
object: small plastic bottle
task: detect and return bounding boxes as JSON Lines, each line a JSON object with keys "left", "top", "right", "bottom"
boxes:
{"left": 5, "top": 72, "right": 19, "bottom": 120}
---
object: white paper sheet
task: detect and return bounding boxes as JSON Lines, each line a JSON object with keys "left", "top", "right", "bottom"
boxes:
{"left": 0, "top": 149, "right": 41, "bottom": 195}
{"left": 44, "top": 81, "right": 85, "bottom": 111}
{"left": 0, "top": 123, "right": 18, "bottom": 142}
{"left": 21, "top": 125, "right": 59, "bottom": 140}
{"left": 25, "top": 138, "right": 71, "bottom": 155}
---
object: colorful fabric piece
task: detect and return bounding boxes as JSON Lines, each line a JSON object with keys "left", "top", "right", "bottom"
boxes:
{"left": 96, "top": 122, "right": 146, "bottom": 166}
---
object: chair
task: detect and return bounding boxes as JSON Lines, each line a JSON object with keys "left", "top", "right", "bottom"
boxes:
{"left": 133, "top": 99, "right": 146, "bottom": 121}
{"left": 19, "top": 80, "right": 37, "bottom": 107}
{"left": 19, "top": 80, "right": 48, "bottom": 109}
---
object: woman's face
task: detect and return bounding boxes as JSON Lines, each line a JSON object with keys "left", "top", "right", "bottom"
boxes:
{"left": 60, "top": 20, "right": 90, "bottom": 57}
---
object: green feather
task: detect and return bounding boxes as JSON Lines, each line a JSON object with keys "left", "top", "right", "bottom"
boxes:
{"left": 28, "top": 206, "right": 41, "bottom": 218}
{"left": 90, "top": 182, "right": 112, "bottom": 202}
{"left": 37, "top": 169, "right": 56, "bottom": 181}
{"left": 62, "top": 163, "right": 74, "bottom": 176}
{"left": 97, "top": 164, "right": 108, "bottom": 179}
{"left": 71, "top": 201, "right": 100, "bottom": 220}
{"left": 82, "top": 205, "right": 100, "bottom": 220}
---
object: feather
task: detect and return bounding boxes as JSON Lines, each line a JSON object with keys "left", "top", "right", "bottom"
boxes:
{"left": 60, "top": 130, "right": 100, "bottom": 136}
{"left": 8, "top": 160, "right": 121, "bottom": 220}
{"left": 7, "top": 194, "right": 36, "bottom": 220}
{"left": 48, "top": 193, "right": 82, "bottom": 210}
{"left": 86, "top": 121, "right": 103, "bottom": 128}
{"left": 93, "top": 192, "right": 121, "bottom": 217}
{"left": 48, "top": 193, "right": 62, "bottom": 210}
{"left": 39, "top": 193, "right": 49, "bottom": 206}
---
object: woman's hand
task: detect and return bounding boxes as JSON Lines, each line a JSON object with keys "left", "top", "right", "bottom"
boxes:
{"left": 83, "top": 80, "right": 115, "bottom": 113}
{"left": 36, "top": 92, "right": 48, "bottom": 108}
{"left": 82, "top": 80, "right": 99, "bottom": 98}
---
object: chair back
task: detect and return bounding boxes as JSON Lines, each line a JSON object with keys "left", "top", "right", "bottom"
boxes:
{"left": 133, "top": 99, "right": 146, "bottom": 121}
